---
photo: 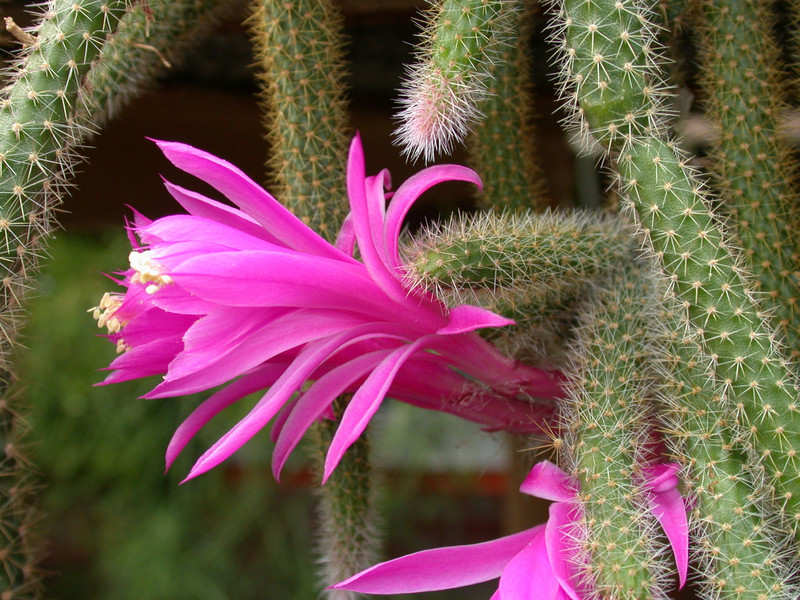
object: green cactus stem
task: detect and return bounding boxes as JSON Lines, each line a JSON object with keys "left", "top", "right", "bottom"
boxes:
{"left": 248, "top": 3, "right": 379, "bottom": 597}
{"left": 467, "top": 0, "right": 548, "bottom": 211}
{"left": 697, "top": 0, "right": 800, "bottom": 358}
{"left": 247, "top": 0, "right": 351, "bottom": 242}
{"left": 405, "top": 208, "right": 633, "bottom": 313}
{"left": 395, "top": 0, "right": 515, "bottom": 162}
{"left": 83, "top": 0, "right": 241, "bottom": 127}
{"left": 560, "top": 261, "right": 676, "bottom": 599}
{"left": 550, "top": 0, "right": 800, "bottom": 536}
{"left": 0, "top": 0, "right": 128, "bottom": 595}
{"left": 310, "top": 400, "right": 379, "bottom": 600}
{"left": 659, "top": 305, "right": 799, "bottom": 600}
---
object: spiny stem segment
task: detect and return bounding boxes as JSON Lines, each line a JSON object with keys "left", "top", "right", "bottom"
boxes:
{"left": 396, "top": 0, "right": 515, "bottom": 163}
{"left": 467, "top": 0, "right": 548, "bottom": 211}
{"left": 404, "top": 209, "right": 633, "bottom": 365}
{"left": 84, "top": 0, "right": 239, "bottom": 127}
{"left": 0, "top": 0, "right": 128, "bottom": 594}
{"left": 697, "top": 0, "right": 800, "bottom": 358}
{"left": 658, "top": 301, "right": 799, "bottom": 600}
{"left": 561, "top": 261, "right": 676, "bottom": 599}
{"left": 248, "top": 0, "right": 351, "bottom": 242}
{"left": 550, "top": 0, "right": 800, "bottom": 538}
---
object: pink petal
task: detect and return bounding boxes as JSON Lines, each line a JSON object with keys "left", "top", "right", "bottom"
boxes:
{"left": 165, "top": 364, "right": 287, "bottom": 469}
{"left": 271, "top": 350, "right": 389, "bottom": 479}
{"left": 346, "top": 136, "right": 409, "bottom": 303}
{"left": 545, "top": 502, "right": 582, "bottom": 600}
{"left": 331, "top": 527, "right": 541, "bottom": 594}
{"left": 323, "top": 335, "right": 436, "bottom": 481}
{"left": 644, "top": 463, "right": 688, "bottom": 589}
{"left": 498, "top": 525, "right": 559, "bottom": 600}
{"left": 335, "top": 213, "right": 356, "bottom": 255}
{"left": 162, "top": 179, "right": 283, "bottom": 245}
{"left": 140, "top": 214, "right": 278, "bottom": 252}
{"left": 154, "top": 140, "right": 346, "bottom": 260}
{"left": 101, "top": 337, "right": 183, "bottom": 384}
{"left": 436, "top": 305, "right": 515, "bottom": 335}
{"left": 383, "top": 163, "right": 482, "bottom": 271}
{"left": 182, "top": 324, "right": 408, "bottom": 481}
{"left": 519, "top": 461, "right": 577, "bottom": 501}
{"left": 150, "top": 309, "right": 366, "bottom": 398}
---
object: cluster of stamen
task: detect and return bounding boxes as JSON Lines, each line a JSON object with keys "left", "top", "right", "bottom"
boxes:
{"left": 90, "top": 292, "right": 128, "bottom": 351}
{"left": 129, "top": 250, "right": 173, "bottom": 294}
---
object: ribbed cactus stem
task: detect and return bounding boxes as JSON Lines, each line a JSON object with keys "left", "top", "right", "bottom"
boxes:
{"left": 550, "top": 0, "right": 800, "bottom": 535}
{"left": 466, "top": 0, "right": 548, "bottom": 211}
{"left": 396, "top": 0, "right": 515, "bottom": 162}
{"left": 560, "top": 261, "right": 677, "bottom": 599}
{"left": 248, "top": 0, "right": 351, "bottom": 241}
{"left": 83, "top": 0, "right": 240, "bottom": 126}
{"left": 248, "top": 3, "right": 378, "bottom": 597}
{"left": 697, "top": 0, "right": 800, "bottom": 357}
{"left": 659, "top": 310, "right": 799, "bottom": 600}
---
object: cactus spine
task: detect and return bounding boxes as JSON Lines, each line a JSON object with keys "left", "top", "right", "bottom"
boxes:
{"left": 248, "top": 0, "right": 351, "bottom": 241}
{"left": 396, "top": 0, "right": 515, "bottom": 162}
{"left": 550, "top": 0, "right": 800, "bottom": 536}
{"left": 560, "top": 261, "right": 676, "bottom": 599}
{"left": 467, "top": 0, "right": 548, "bottom": 211}
{"left": 697, "top": 0, "right": 800, "bottom": 357}
{"left": 0, "top": 0, "right": 127, "bottom": 594}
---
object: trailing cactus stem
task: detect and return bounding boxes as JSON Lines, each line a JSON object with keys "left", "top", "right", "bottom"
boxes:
{"left": 467, "top": 0, "right": 547, "bottom": 211}
{"left": 698, "top": 0, "right": 800, "bottom": 357}
{"left": 561, "top": 261, "right": 674, "bottom": 599}
{"left": 405, "top": 208, "right": 633, "bottom": 308}
{"left": 310, "top": 406, "right": 379, "bottom": 600}
{"left": 0, "top": 0, "right": 128, "bottom": 594}
{"left": 659, "top": 314, "right": 799, "bottom": 599}
{"left": 618, "top": 140, "right": 800, "bottom": 532}
{"left": 551, "top": 0, "right": 800, "bottom": 533}
{"left": 248, "top": 0, "right": 351, "bottom": 242}
{"left": 396, "top": 0, "right": 513, "bottom": 162}
{"left": 84, "top": 0, "right": 240, "bottom": 127}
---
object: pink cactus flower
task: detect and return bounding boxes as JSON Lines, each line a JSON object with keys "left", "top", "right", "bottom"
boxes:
{"left": 93, "top": 134, "right": 563, "bottom": 482}
{"left": 332, "top": 461, "right": 688, "bottom": 599}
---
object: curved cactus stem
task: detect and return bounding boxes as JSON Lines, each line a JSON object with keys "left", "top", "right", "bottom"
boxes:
{"left": 0, "top": 0, "right": 129, "bottom": 594}
{"left": 395, "top": 0, "right": 516, "bottom": 162}
{"left": 548, "top": 0, "right": 800, "bottom": 542}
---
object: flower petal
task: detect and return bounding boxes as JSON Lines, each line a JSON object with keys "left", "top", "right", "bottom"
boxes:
{"left": 519, "top": 461, "right": 577, "bottom": 501}
{"left": 644, "top": 463, "right": 688, "bottom": 589}
{"left": 165, "top": 364, "right": 287, "bottom": 469}
{"left": 545, "top": 502, "right": 582, "bottom": 600}
{"left": 331, "top": 527, "right": 541, "bottom": 594}
{"left": 271, "top": 350, "right": 389, "bottom": 479}
{"left": 323, "top": 335, "right": 436, "bottom": 481}
{"left": 383, "top": 163, "right": 481, "bottom": 272}
{"left": 154, "top": 140, "right": 346, "bottom": 260}
{"left": 436, "top": 304, "right": 515, "bottom": 335}
{"left": 498, "top": 525, "right": 559, "bottom": 600}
